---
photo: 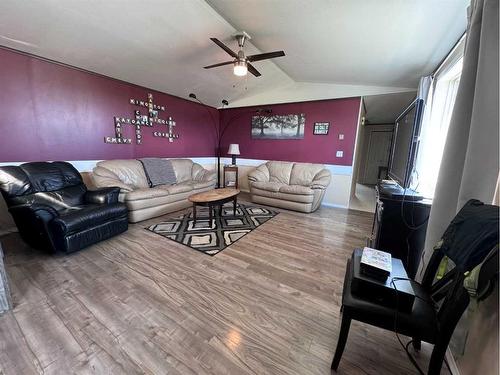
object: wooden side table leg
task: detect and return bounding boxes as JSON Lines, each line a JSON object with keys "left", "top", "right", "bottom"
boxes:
{"left": 233, "top": 196, "right": 237, "bottom": 216}
{"left": 192, "top": 203, "right": 197, "bottom": 224}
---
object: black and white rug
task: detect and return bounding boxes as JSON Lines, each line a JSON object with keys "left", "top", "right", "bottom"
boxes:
{"left": 146, "top": 203, "right": 278, "bottom": 255}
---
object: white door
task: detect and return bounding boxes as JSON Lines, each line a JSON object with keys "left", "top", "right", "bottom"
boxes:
{"left": 361, "top": 130, "right": 393, "bottom": 184}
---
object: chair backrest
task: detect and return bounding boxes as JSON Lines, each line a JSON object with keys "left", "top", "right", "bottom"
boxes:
{"left": 420, "top": 199, "right": 499, "bottom": 340}
{"left": 95, "top": 159, "right": 149, "bottom": 189}
{"left": 0, "top": 161, "right": 86, "bottom": 210}
{"left": 265, "top": 161, "right": 294, "bottom": 184}
{"left": 264, "top": 161, "right": 326, "bottom": 186}
{"left": 289, "top": 162, "right": 325, "bottom": 186}
{"left": 169, "top": 159, "right": 195, "bottom": 183}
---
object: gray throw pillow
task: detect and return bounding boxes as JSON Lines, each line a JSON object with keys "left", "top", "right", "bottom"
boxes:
{"left": 138, "top": 158, "right": 177, "bottom": 187}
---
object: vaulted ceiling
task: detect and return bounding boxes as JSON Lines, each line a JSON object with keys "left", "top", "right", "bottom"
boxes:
{"left": 364, "top": 91, "right": 418, "bottom": 124}
{"left": 0, "top": 0, "right": 468, "bottom": 107}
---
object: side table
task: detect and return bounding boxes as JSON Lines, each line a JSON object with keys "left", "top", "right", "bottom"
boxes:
{"left": 223, "top": 165, "right": 239, "bottom": 189}
{"left": 0, "top": 242, "right": 12, "bottom": 314}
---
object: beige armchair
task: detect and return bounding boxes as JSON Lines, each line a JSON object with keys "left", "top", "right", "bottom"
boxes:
{"left": 248, "top": 161, "right": 331, "bottom": 213}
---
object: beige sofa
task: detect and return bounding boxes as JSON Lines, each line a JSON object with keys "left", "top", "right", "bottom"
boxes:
{"left": 92, "top": 159, "right": 216, "bottom": 222}
{"left": 248, "top": 161, "right": 331, "bottom": 213}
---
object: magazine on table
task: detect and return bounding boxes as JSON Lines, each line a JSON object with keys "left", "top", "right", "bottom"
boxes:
{"left": 360, "top": 247, "right": 392, "bottom": 277}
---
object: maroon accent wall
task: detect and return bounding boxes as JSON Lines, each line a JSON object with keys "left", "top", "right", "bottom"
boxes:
{"left": 0, "top": 48, "right": 218, "bottom": 162}
{"left": 219, "top": 97, "right": 361, "bottom": 165}
{"left": 0, "top": 48, "right": 361, "bottom": 166}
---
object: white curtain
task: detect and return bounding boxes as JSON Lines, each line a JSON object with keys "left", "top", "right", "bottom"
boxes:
{"left": 417, "top": 0, "right": 499, "bottom": 276}
{"left": 411, "top": 76, "right": 434, "bottom": 192}
{"left": 413, "top": 37, "right": 465, "bottom": 198}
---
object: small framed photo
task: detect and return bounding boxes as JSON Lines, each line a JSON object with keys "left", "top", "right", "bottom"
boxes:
{"left": 313, "top": 122, "right": 330, "bottom": 135}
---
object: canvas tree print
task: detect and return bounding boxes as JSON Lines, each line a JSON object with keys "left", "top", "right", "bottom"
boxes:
{"left": 251, "top": 114, "right": 305, "bottom": 139}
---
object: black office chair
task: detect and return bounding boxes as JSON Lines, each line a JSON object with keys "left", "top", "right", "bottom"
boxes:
{"left": 331, "top": 199, "right": 499, "bottom": 375}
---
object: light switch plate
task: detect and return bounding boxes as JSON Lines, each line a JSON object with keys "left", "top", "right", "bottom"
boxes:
{"left": 339, "top": 134, "right": 344, "bottom": 140}
{"left": 336, "top": 151, "right": 343, "bottom": 157}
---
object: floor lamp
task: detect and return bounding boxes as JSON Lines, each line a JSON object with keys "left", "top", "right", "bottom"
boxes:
{"left": 189, "top": 93, "right": 271, "bottom": 188}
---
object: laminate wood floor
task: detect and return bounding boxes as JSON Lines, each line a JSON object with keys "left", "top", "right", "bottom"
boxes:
{"left": 0, "top": 201, "right": 443, "bottom": 374}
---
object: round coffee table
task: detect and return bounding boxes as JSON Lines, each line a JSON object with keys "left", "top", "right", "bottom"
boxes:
{"left": 188, "top": 188, "right": 240, "bottom": 224}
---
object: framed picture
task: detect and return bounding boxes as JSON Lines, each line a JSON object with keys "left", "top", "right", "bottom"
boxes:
{"left": 251, "top": 114, "right": 305, "bottom": 139}
{"left": 313, "top": 122, "right": 330, "bottom": 135}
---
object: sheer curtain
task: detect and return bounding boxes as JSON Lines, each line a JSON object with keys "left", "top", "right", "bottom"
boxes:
{"left": 413, "top": 39, "right": 465, "bottom": 198}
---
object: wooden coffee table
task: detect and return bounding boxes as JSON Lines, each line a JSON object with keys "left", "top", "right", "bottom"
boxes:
{"left": 188, "top": 188, "right": 240, "bottom": 224}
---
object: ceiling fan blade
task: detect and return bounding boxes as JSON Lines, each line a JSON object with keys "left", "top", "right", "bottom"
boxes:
{"left": 247, "top": 51, "right": 285, "bottom": 62}
{"left": 247, "top": 63, "right": 262, "bottom": 77}
{"left": 203, "top": 61, "right": 234, "bottom": 69}
{"left": 210, "top": 38, "right": 238, "bottom": 58}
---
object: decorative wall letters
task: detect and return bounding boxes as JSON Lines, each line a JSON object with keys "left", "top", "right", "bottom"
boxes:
{"left": 105, "top": 93, "right": 179, "bottom": 145}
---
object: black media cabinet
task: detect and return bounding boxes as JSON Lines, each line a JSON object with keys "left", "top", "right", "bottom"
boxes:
{"left": 369, "top": 181, "right": 432, "bottom": 278}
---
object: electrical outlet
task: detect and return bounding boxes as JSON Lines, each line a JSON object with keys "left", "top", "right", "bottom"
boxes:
{"left": 339, "top": 134, "right": 344, "bottom": 140}
{"left": 336, "top": 151, "right": 343, "bottom": 157}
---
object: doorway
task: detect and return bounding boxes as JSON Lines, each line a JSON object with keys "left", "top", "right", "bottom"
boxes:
{"left": 349, "top": 91, "right": 417, "bottom": 213}
{"left": 359, "top": 127, "right": 393, "bottom": 185}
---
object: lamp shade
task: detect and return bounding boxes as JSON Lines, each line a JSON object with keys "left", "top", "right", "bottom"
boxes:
{"left": 227, "top": 144, "right": 240, "bottom": 155}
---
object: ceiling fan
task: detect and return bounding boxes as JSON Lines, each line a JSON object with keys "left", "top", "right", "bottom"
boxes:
{"left": 204, "top": 31, "right": 285, "bottom": 77}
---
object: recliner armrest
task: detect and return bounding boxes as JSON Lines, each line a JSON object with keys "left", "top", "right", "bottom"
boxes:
{"left": 8, "top": 203, "right": 60, "bottom": 251}
{"left": 84, "top": 187, "right": 120, "bottom": 204}
{"left": 310, "top": 169, "right": 331, "bottom": 190}
{"left": 9, "top": 203, "right": 59, "bottom": 219}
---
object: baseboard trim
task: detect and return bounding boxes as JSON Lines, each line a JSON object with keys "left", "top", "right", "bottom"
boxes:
{"left": 321, "top": 202, "right": 348, "bottom": 209}
{"left": 446, "top": 348, "right": 460, "bottom": 375}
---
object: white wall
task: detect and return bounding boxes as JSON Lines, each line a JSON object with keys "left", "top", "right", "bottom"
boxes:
{"left": 350, "top": 99, "right": 366, "bottom": 198}
{"left": 457, "top": 284, "right": 499, "bottom": 375}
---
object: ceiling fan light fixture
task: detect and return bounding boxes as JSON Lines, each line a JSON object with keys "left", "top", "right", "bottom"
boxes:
{"left": 233, "top": 60, "right": 247, "bottom": 76}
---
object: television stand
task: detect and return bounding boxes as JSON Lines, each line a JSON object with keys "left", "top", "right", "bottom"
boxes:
{"left": 370, "top": 181, "right": 432, "bottom": 278}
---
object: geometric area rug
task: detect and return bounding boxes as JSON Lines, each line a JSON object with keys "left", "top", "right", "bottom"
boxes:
{"left": 146, "top": 203, "right": 278, "bottom": 256}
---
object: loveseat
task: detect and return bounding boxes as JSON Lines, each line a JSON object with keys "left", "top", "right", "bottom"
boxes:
{"left": 92, "top": 159, "right": 216, "bottom": 222}
{"left": 0, "top": 161, "right": 128, "bottom": 253}
{"left": 248, "top": 161, "right": 331, "bottom": 213}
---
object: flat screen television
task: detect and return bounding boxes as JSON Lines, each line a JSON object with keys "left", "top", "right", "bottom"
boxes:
{"left": 388, "top": 98, "right": 424, "bottom": 189}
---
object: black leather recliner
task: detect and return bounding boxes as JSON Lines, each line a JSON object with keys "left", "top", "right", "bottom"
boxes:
{"left": 0, "top": 161, "right": 128, "bottom": 253}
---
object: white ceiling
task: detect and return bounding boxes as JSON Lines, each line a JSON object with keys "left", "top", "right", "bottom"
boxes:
{"left": 208, "top": 0, "right": 468, "bottom": 88}
{"left": 0, "top": 0, "right": 468, "bottom": 107}
{"left": 363, "top": 91, "right": 417, "bottom": 124}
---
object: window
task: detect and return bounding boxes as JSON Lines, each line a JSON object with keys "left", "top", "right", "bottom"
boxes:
{"left": 413, "top": 37, "right": 465, "bottom": 198}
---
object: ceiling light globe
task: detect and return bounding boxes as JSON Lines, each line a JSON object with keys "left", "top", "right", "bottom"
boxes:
{"left": 233, "top": 61, "right": 248, "bottom": 76}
